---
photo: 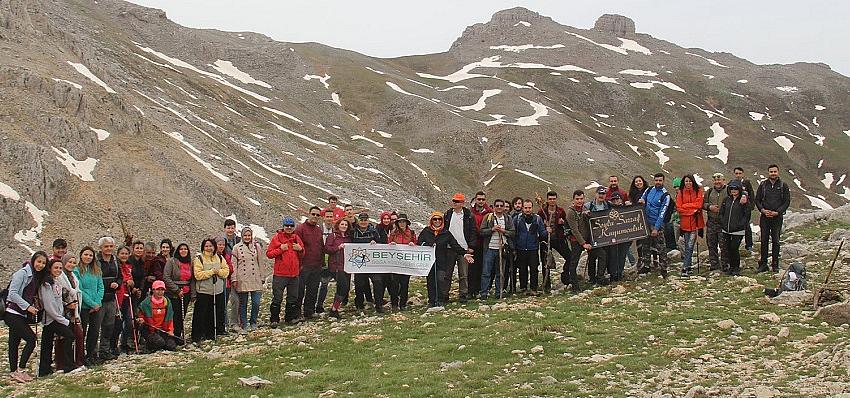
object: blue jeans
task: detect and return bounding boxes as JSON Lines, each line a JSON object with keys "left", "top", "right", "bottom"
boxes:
{"left": 681, "top": 231, "right": 697, "bottom": 271}
{"left": 480, "top": 248, "right": 502, "bottom": 298}
{"left": 238, "top": 291, "right": 262, "bottom": 326}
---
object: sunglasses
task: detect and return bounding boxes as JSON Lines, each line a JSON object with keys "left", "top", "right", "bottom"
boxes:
{"left": 494, "top": 204, "right": 505, "bottom": 207}
{"left": 452, "top": 200, "right": 463, "bottom": 203}
{"left": 310, "top": 213, "right": 321, "bottom": 216}
{"left": 476, "top": 198, "right": 486, "bottom": 201}
{"left": 283, "top": 225, "right": 295, "bottom": 228}
{"left": 431, "top": 217, "right": 443, "bottom": 221}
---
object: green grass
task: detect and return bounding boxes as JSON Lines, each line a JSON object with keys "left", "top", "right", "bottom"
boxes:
{"left": 791, "top": 220, "right": 850, "bottom": 242}
{"left": 3, "top": 249, "right": 848, "bottom": 397}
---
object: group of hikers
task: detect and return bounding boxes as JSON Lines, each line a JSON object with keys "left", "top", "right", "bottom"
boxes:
{"left": 2, "top": 164, "right": 791, "bottom": 382}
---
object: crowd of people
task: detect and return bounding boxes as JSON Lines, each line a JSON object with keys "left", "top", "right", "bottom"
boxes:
{"left": 2, "top": 164, "right": 791, "bottom": 382}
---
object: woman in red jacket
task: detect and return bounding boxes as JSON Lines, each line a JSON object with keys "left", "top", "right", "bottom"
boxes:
{"left": 388, "top": 214, "right": 417, "bottom": 311}
{"left": 676, "top": 174, "right": 705, "bottom": 277}
{"left": 324, "top": 218, "right": 352, "bottom": 319}
{"left": 265, "top": 216, "right": 304, "bottom": 327}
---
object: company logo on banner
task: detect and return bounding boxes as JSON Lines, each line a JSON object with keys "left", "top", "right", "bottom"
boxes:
{"left": 343, "top": 244, "right": 436, "bottom": 276}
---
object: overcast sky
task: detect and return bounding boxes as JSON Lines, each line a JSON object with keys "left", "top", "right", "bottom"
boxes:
{"left": 129, "top": 0, "right": 850, "bottom": 77}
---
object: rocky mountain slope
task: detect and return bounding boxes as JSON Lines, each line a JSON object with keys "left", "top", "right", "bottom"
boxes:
{"left": 1, "top": 1, "right": 849, "bottom": 274}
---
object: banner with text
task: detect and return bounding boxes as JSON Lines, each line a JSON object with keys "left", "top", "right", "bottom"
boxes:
{"left": 343, "top": 244, "right": 436, "bottom": 276}
{"left": 588, "top": 205, "right": 649, "bottom": 248}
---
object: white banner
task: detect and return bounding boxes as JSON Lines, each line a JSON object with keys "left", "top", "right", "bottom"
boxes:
{"left": 343, "top": 243, "right": 436, "bottom": 276}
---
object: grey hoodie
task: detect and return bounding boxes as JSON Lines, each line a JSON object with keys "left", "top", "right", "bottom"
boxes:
{"left": 40, "top": 278, "right": 70, "bottom": 327}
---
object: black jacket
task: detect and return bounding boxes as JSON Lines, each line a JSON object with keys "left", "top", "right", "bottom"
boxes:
{"left": 755, "top": 178, "right": 790, "bottom": 215}
{"left": 418, "top": 227, "right": 467, "bottom": 272}
{"left": 98, "top": 252, "right": 121, "bottom": 301}
{"left": 720, "top": 194, "right": 749, "bottom": 233}
{"left": 443, "top": 207, "right": 477, "bottom": 249}
{"left": 351, "top": 224, "right": 385, "bottom": 244}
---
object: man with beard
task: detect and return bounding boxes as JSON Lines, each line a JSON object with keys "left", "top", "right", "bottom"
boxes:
{"left": 754, "top": 164, "right": 791, "bottom": 273}
{"left": 604, "top": 175, "right": 630, "bottom": 203}
{"left": 512, "top": 199, "right": 548, "bottom": 293}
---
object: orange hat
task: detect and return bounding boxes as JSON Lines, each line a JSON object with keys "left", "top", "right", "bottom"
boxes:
{"left": 452, "top": 193, "right": 465, "bottom": 202}
{"left": 430, "top": 210, "right": 444, "bottom": 220}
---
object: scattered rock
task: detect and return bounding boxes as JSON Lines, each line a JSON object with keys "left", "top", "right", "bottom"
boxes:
{"left": 426, "top": 306, "right": 444, "bottom": 313}
{"left": 759, "top": 312, "right": 780, "bottom": 323}
{"left": 601, "top": 297, "right": 615, "bottom": 305}
{"left": 666, "top": 347, "right": 695, "bottom": 357}
{"left": 777, "top": 327, "right": 790, "bottom": 339}
{"left": 768, "top": 290, "right": 813, "bottom": 307}
{"left": 781, "top": 243, "right": 806, "bottom": 258}
{"left": 684, "top": 385, "right": 708, "bottom": 398}
{"left": 829, "top": 228, "right": 850, "bottom": 242}
{"left": 109, "top": 385, "right": 121, "bottom": 393}
{"left": 284, "top": 371, "right": 307, "bottom": 378}
{"left": 754, "top": 386, "right": 780, "bottom": 398}
{"left": 804, "top": 333, "right": 828, "bottom": 344}
{"left": 612, "top": 285, "right": 627, "bottom": 294}
{"left": 439, "top": 360, "right": 464, "bottom": 371}
{"left": 814, "top": 301, "right": 850, "bottom": 326}
{"left": 511, "top": 349, "right": 527, "bottom": 355}
{"left": 318, "top": 390, "right": 338, "bottom": 398}
{"left": 187, "top": 386, "right": 200, "bottom": 392}
{"left": 717, "top": 319, "right": 737, "bottom": 330}
{"left": 237, "top": 375, "right": 273, "bottom": 388}
{"left": 530, "top": 345, "right": 544, "bottom": 354}
{"left": 540, "top": 375, "right": 558, "bottom": 385}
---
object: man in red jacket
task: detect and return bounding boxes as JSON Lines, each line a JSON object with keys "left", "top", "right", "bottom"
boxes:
{"left": 266, "top": 216, "right": 304, "bottom": 327}
{"left": 295, "top": 206, "right": 325, "bottom": 320}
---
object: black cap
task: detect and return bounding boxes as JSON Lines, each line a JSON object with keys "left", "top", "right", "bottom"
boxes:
{"left": 610, "top": 191, "right": 622, "bottom": 200}
{"left": 357, "top": 212, "right": 369, "bottom": 220}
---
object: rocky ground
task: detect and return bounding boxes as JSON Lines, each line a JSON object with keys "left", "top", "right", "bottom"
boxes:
{"left": 1, "top": 215, "right": 849, "bottom": 397}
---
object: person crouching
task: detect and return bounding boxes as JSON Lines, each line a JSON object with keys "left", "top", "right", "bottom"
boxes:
{"left": 135, "top": 281, "right": 177, "bottom": 352}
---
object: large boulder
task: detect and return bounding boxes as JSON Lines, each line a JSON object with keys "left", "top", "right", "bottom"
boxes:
{"left": 814, "top": 301, "right": 850, "bottom": 326}
{"left": 768, "top": 290, "right": 813, "bottom": 307}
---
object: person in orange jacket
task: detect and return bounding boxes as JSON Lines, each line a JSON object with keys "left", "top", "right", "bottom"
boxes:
{"left": 265, "top": 216, "right": 304, "bottom": 327}
{"left": 676, "top": 174, "right": 705, "bottom": 276}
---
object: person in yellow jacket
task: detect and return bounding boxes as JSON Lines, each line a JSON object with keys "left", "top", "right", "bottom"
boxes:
{"left": 191, "top": 238, "right": 229, "bottom": 342}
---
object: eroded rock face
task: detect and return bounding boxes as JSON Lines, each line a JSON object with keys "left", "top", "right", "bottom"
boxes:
{"left": 593, "top": 14, "right": 636, "bottom": 37}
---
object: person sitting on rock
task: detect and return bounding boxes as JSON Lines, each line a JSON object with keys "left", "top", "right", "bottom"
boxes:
{"left": 135, "top": 280, "right": 177, "bottom": 352}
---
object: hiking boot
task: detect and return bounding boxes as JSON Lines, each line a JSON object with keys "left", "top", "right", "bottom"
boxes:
{"left": 285, "top": 319, "right": 299, "bottom": 326}
{"left": 660, "top": 269, "right": 668, "bottom": 280}
{"left": 756, "top": 264, "right": 769, "bottom": 273}
{"left": 771, "top": 265, "right": 779, "bottom": 272}
{"left": 270, "top": 321, "right": 280, "bottom": 329}
{"left": 329, "top": 310, "right": 341, "bottom": 319}
{"left": 458, "top": 295, "right": 468, "bottom": 304}
{"left": 315, "top": 306, "right": 324, "bottom": 314}
{"left": 374, "top": 305, "right": 385, "bottom": 314}
{"left": 638, "top": 267, "right": 651, "bottom": 275}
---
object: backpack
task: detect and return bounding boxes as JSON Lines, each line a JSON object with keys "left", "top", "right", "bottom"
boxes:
{"left": 660, "top": 192, "right": 676, "bottom": 224}
{"left": 781, "top": 262, "right": 807, "bottom": 292}
{"left": 0, "top": 283, "right": 9, "bottom": 321}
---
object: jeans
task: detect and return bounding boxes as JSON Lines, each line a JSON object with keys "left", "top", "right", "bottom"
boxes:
{"left": 40, "top": 321, "right": 74, "bottom": 376}
{"left": 480, "top": 248, "right": 502, "bottom": 299}
{"left": 316, "top": 269, "right": 333, "bottom": 312}
{"left": 626, "top": 244, "right": 636, "bottom": 266}
{"left": 226, "top": 286, "right": 240, "bottom": 327}
{"left": 759, "top": 215, "right": 783, "bottom": 269}
{"left": 238, "top": 291, "right": 262, "bottom": 326}
{"left": 370, "top": 273, "right": 391, "bottom": 309}
{"left": 5, "top": 313, "right": 36, "bottom": 372}
{"left": 681, "top": 231, "right": 697, "bottom": 271}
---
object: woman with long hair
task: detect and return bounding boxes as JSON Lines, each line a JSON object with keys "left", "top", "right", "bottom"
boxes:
{"left": 676, "top": 174, "right": 705, "bottom": 276}
{"left": 55, "top": 254, "right": 85, "bottom": 369}
{"left": 112, "top": 246, "right": 135, "bottom": 355}
{"left": 325, "top": 218, "right": 352, "bottom": 319}
{"left": 38, "top": 259, "right": 78, "bottom": 376}
{"left": 163, "top": 243, "right": 194, "bottom": 342}
{"left": 5, "top": 251, "right": 48, "bottom": 383}
{"left": 628, "top": 176, "right": 649, "bottom": 267}
{"left": 387, "top": 214, "right": 417, "bottom": 311}
{"left": 191, "top": 238, "right": 229, "bottom": 342}
{"left": 74, "top": 246, "right": 103, "bottom": 365}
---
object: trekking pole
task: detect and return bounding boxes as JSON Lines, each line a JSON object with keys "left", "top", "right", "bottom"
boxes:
{"left": 126, "top": 294, "right": 140, "bottom": 354}
{"left": 695, "top": 234, "right": 701, "bottom": 276}
{"left": 813, "top": 239, "right": 845, "bottom": 309}
{"left": 177, "top": 294, "right": 185, "bottom": 342}
{"left": 139, "top": 320, "right": 186, "bottom": 344}
{"left": 211, "top": 274, "right": 218, "bottom": 340}
{"left": 497, "top": 230, "right": 504, "bottom": 299}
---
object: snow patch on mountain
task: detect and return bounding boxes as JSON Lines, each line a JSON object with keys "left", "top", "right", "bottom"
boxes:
{"left": 513, "top": 98, "right": 549, "bottom": 126}
{"left": 14, "top": 201, "right": 49, "bottom": 247}
{"left": 182, "top": 148, "right": 229, "bottom": 182}
{"left": 410, "top": 148, "right": 434, "bottom": 154}
{"left": 417, "top": 56, "right": 595, "bottom": 83}
{"left": 350, "top": 135, "right": 384, "bottom": 148}
{"left": 805, "top": 195, "right": 833, "bottom": 210}
{"left": 619, "top": 69, "right": 657, "bottom": 77}
{"left": 263, "top": 107, "right": 303, "bottom": 124}
{"left": 0, "top": 181, "right": 21, "bottom": 201}
{"left": 815, "top": 105, "right": 826, "bottom": 110}
{"left": 564, "top": 31, "right": 651, "bottom": 55}
{"left": 594, "top": 76, "right": 619, "bottom": 84}
{"left": 775, "top": 86, "right": 798, "bottom": 93}
{"left": 821, "top": 173, "right": 834, "bottom": 188}
{"left": 164, "top": 131, "right": 201, "bottom": 153}
{"left": 490, "top": 44, "right": 565, "bottom": 52}
{"left": 458, "top": 89, "right": 502, "bottom": 111}
{"left": 749, "top": 112, "right": 765, "bottom": 121}
{"left": 52, "top": 78, "right": 83, "bottom": 90}
{"left": 707, "top": 122, "right": 729, "bottom": 164}
{"left": 514, "top": 21, "right": 531, "bottom": 27}
{"left": 90, "top": 127, "right": 110, "bottom": 141}
{"left": 211, "top": 60, "right": 272, "bottom": 88}
{"left": 67, "top": 61, "right": 116, "bottom": 93}
{"left": 684, "top": 52, "right": 729, "bottom": 68}
{"left": 52, "top": 147, "right": 97, "bottom": 181}
{"left": 628, "top": 81, "right": 686, "bottom": 92}
{"left": 774, "top": 136, "right": 794, "bottom": 152}
{"left": 514, "top": 169, "right": 552, "bottom": 185}
{"left": 303, "top": 74, "right": 331, "bottom": 89}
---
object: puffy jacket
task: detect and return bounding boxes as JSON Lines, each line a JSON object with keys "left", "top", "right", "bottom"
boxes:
{"left": 720, "top": 194, "right": 749, "bottom": 234}
{"left": 417, "top": 227, "right": 467, "bottom": 272}
{"left": 351, "top": 224, "right": 384, "bottom": 244}
{"left": 295, "top": 222, "right": 325, "bottom": 268}
{"left": 266, "top": 231, "right": 304, "bottom": 277}
{"left": 74, "top": 268, "right": 104, "bottom": 310}
{"left": 641, "top": 186, "right": 670, "bottom": 230}
{"left": 98, "top": 252, "right": 121, "bottom": 302}
{"left": 324, "top": 231, "right": 351, "bottom": 273}
{"left": 192, "top": 253, "right": 229, "bottom": 296}
{"left": 443, "top": 207, "right": 478, "bottom": 249}
{"left": 755, "top": 178, "right": 790, "bottom": 215}
{"left": 513, "top": 214, "right": 548, "bottom": 251}
{"left": 6, "top": 263, "right": 36, "bottom": 315}
{"left": 676, "top": 188, "right": 705, "bottom": 232}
